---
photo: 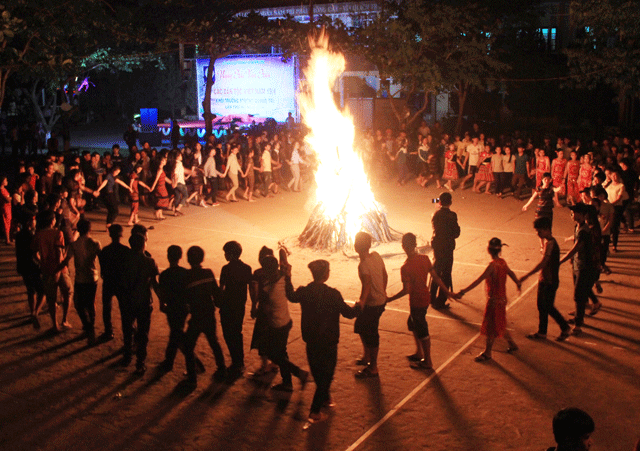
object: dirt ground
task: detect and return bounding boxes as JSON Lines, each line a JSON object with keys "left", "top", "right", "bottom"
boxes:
{"left": 1, "top": 178, "right": 639, "bottom": 451}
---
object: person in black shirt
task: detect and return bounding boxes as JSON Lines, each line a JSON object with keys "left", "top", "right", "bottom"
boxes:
{"left": 183, "top": 246, "right": 226, "bottom": 386}
{"left": 429, "top": 192, "right": 460, "bottom": 309}
{"left": 560, "top": 203, "right": 597, "bottom": 336}
{"left": 158, "top": 245, "right": 190, "bottom": 372}
{"left": 287, "top": 259, "right": 359, "bottom": 424}
{"left": 97, "top": 224, "right": 129, "bottom": 341}
{"left": 15, "top": 213, "right": 45, "bottom": 328}
{"left": 219, "top": 241, "right": 252, "bottom": 379}
{"left": 519, "top": 217, "right": 571, "bottom": 341}
{"left": 120, "top": 233, "right": 158, "bottom": 374}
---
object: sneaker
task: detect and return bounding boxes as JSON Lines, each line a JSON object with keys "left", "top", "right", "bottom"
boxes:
{"left": 409, "top": 360, "right": 433, "bottom": 370}
{"left": 211, "top": 202, "right": 220, "bottom": 207}
{"left": 526, "top": 332, "right": 547, "bottom": 340}
{"left": 32, "top": 315, "right": 41, "bottom": 330}
{"left": 556, "top": 330, "right": 571, "bottom": 342}
{"left": 571, "top": 327, "right": 583, "bottom": 336}
{"left": 307, "top": 412, "right": 329, "bottom": 424}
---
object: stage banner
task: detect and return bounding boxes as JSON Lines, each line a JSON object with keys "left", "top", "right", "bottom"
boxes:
{"left": 196, "top": 54, "right": 297, "bottom": 123}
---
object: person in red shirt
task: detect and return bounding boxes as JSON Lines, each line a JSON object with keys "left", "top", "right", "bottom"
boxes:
{"left": 387, "top": 233, "right": 454, "bottom": 370}
{"left": 32, "top": 210, "right": 73, "bottom": 332}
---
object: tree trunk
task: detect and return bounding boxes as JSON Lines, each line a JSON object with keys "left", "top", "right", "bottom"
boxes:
{"left": 27, "top": 82, "right": 60, "bottom": 138}
{"left": 455, "top": 84, "right": 468, "bottom": 137}
{"left": 0, "top": 69, "right": 11, "bottom": 112}
{"left": 203, "top": 52, "right": 217, "bottom": 137}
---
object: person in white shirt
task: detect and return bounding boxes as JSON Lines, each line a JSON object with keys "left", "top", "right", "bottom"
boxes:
{"left": 287, "top": 141, "right": 308, "bottom": 192}
{"left": 222, "top": 145, "right": 241, "bottom": 202}
{"left": 461, "top": 137, "right": 481, "bottom": 189}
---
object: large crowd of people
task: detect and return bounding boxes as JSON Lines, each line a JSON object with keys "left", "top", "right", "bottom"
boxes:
{"left": 1, "top": 120, "right": 639, "bottom": 439}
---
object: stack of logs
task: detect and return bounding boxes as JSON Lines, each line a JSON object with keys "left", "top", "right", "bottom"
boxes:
{"left": 298, "top": 202, "right": 398, "bottom": 251}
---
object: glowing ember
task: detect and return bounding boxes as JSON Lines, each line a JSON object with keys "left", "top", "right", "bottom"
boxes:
{"left": 298, "top": 30, "right": 396, "bottom": 251}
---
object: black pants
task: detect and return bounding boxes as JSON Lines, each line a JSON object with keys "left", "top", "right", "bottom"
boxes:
{"left": 165, "top": 309, "right": 188, "bottom": 365}
{"left": 184, "top": 313, "right": 225, "bottom": 379}
{"left": 220, "top": 306, "right": 245, "bottom": 368}
{"left": 122, "top": 302, "right": 152, "bottom": 365}
{"left": 306, "top": 342, "right": 337, "bottom": 414}
{"left": 101, "top": 282, "right": 122, "bottom": 335}
{"left": 536, "top": 282, "right": 569, "bottom": 335}
{"left": 104, "top": 192, "right": 119, "bottom": 225}
{"left": 430, "top": 247, "right": 453, "bottom": 308}
{"left": 207, "top": 177, "right": 218, "bottom": 203}
{"left": 573, "top": 270, "right": 597, "bottom": 328}
{"left": 267, "top": 320, "right": 304, "bottom": 386}
{"left": 74, "top": 282, "right": 97, "bottom": 336}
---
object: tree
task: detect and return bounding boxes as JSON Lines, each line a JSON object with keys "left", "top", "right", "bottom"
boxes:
{"left": 355, "top": 0, "right": 508, "bottom": 133}
{"left": 0, "top": 0, "right": 141, "bottom": 145}
{"left": 565, "top": 0, "right": 640, "bottom": 128}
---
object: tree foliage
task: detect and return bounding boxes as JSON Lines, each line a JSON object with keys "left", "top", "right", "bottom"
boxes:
{"left": 354, "top": 0, "right": 508, "bottom": 132}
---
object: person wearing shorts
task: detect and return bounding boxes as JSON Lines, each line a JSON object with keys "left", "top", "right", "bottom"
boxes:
{"left": 387, "top": 233, "right": 453, "bottom": 370}
{"left": 353, "top": 232, "right": 387, "bottom": 378}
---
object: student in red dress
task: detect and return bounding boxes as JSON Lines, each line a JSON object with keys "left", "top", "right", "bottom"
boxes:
{"left": 551, "top": 149, "right": 567, "bottom": 197}
{"left": 577, "top": 153, "right": 594, "bottom": 193}
{"left": 565, "top": 150, "right": 581, "bottom": 205}
{"left": 442, "top": 143, "right": 459, "bottom": 191}
{"left": 455, "top": 238, "right": 521, "bottom": 362}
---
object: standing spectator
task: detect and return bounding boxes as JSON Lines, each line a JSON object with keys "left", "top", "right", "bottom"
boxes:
{"left": 523, "top": 172, "right": 561, "bottom": 251}
{"left": 60, "top": 218, "right": 101, "bottom": 345}
{"left": 430, "top": 192, "right": 460, "bottom": 310}
{"left": 353, "top": 231, "right": 388, "bottom": 378}
{"left": 219, "top": 241, "right": 252, "bottom": 379}
{"left": 519, "top": 217, "right": 571, "bottom": 341}
{"left": 183, "top": 246, "right": 227, "bottom": 386}
{"left": 15, "top": 213, "right": 45, "bottom": 328}
{"left": 605, "top": 169, "right": 629, "bottom": 252}
{"left": 33, "top": 210, "right": 73, "bottom": 332}
{"left": 455, "top": 238, "right": 521, "bottom": 362}
{"left": 619, "top": 158, "right": 637, "bottom": 232}
{"left": 565, "top": 150, "right": 581, "bottom": 206}
{"left": 512, "top": 145, "right": 530, "bottom": 200}
{"left": 501, "top": 146, "right": 515, "bottom": 197}
{"left": 287, "top": 259, "right": 359, "bottom": 424}
{"left": 551, "top": 148, "right": 568, "bottom": 197}
{"left": 1, "top": 176, "right": 12, "bottom": 244}
{"left": 387, "top": 233, "right": 454, "bottom": 370}
{"left": 120, "top": 233, "right": 158, "bottom": 374}
{"left": 460, "top": 136, "right": 481, "bottom": 189}
{"left": 286, "top": 141, "right": 307, "bottom": 192}
{"left": 97, "top": 224, "right": 129, "bottom": 342}
{"left": 491, "top": 146, "right": 505, "bottom": 195}
{"left": 442, "top": 143, "right": 460, "bottom": 192}
{"left": 94, "top": 166, "right": 131, "bottom": 230}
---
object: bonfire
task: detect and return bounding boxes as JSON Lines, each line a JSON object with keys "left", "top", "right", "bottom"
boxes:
{"left": 297, "top": 30, "right": 397, "bottom": 251}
